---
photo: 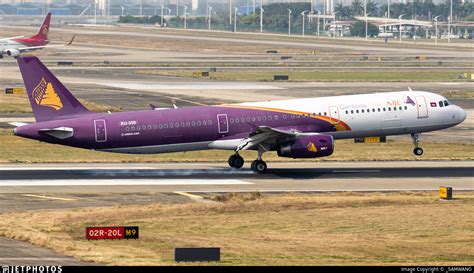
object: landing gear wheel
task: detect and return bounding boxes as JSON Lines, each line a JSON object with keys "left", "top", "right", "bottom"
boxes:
{"left": 228, "top": 154, "right": 244, "bottom": 169}
{"left": 251, "top": 160, "right": 267, "bottom": 174}
{"left": 413, "top": 147, "right": 424, "bottom": 156}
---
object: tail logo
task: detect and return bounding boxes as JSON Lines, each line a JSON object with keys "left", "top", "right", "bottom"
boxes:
{"left": 32, "top": 77, "right": 63, "bottom": 110}
{"left": 307, "top": 142, "right": 318, "bottom": 153}
{"left": 42, "top": 25, "right": 49, "bottom": 37}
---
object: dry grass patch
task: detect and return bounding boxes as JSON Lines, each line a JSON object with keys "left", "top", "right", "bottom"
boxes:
{"left": 134, "top": 70, "right": 470, "bottom": 82}
{"left": 0, "top": 92, "right": 121, "bottom": 113}
{"left": 0, "top": 192, "right": 473, "bottom": 265}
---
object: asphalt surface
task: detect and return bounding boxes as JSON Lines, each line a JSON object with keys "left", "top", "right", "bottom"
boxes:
{"left": 0, "top": 162, "right": 472, "bottom": 195}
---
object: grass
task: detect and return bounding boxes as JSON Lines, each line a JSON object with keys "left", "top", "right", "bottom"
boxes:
{"left": 134, "top": 70, "right": 472, "bottom": 82}
{"left": 0, "top": 92, "right": 122, "bottom": 114}
{"left": 0, "top": 128, "right": 472, "bottom": 163}
{"left": 0, "top": 192, "right": 473, "bottom": 265}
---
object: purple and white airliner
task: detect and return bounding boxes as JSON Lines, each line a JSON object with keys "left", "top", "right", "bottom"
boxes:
{"left": 11, "top": 56, "right": 467, "bottom": 173}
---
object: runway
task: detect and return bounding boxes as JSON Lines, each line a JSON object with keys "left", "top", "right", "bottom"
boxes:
{"left": 0, "top": 161, "right": 472, "bottom": 194}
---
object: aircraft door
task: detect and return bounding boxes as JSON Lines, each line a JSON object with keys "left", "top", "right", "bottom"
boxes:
{"left": 94, "top": 119, "right": 107, "bottom": 142}
{"left": 328, "top": 106, "right": 340, "bottom": 124}
{"left": 217, "top": 114, "right": 229, "bottom": 134}
{"left": 415, "top": 96, "right": 429, "bottom": 118}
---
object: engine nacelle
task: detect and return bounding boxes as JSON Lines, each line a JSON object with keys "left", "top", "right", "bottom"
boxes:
{"left": 4, "top": 49, "right": 20, "bottom": 57}
{"left": 277, "top": 135, "right": 334, "bottom": 158}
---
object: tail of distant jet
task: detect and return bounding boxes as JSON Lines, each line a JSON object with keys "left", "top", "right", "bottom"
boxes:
{"left": 17, "top": 56, "right": 92, "bottom": 122}
{"left": 30, "top": 12, "right": 51, "bottom": 41}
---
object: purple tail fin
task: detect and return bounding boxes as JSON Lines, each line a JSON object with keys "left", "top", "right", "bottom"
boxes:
{"left": 17, "top": 56, "right": 92, "bottom": 122}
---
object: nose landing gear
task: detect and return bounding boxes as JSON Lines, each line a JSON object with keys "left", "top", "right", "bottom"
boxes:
{"left": 411, "top": 133, "right": 423, "bottom": 156}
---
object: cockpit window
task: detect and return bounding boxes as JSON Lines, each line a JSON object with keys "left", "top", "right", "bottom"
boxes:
{"left": 439, "top": 101, "right": 444, "bottom": 107}
{"left": 444, "top": 100, "right": 449, "bottom": 107}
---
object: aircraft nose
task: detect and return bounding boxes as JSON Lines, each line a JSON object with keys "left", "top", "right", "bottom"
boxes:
{"left": 459, "top": 107, "right": 467, "bottom": 123}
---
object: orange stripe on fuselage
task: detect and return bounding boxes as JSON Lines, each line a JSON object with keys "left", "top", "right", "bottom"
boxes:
{"left": 218, "top": 104, "right": 352, "bottom": 131}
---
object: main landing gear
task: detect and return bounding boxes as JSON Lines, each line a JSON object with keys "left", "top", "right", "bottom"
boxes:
{"left": 411, "top": 133, "right": 424, "bottom": 156}
{"left": 228, "top": 154, "right": 244, "bottom": 169}
{"left": 228, "top": 147, "right": 268, "bottom": 174}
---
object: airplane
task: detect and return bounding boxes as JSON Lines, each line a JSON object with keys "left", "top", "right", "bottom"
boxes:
{"left": 11, "top": 56, "right": 467, "bottom": 173}
{"left": 0, "top": 12, "right": 73, "bottom": 58}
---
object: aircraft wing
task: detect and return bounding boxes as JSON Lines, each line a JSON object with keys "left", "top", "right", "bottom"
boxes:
{"left": 0, "top": 36, "right": 24, "bottom": 42}
{"left": 235, "top": 126, "right": 320, "bottom": 152}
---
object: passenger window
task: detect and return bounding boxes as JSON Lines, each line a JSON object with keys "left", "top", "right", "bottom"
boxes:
{"left": 378, "top": 108, "right": 381, "bottom": 112}
{"left": 283, "top": 115, "right": 287, "bottom": 119}
{"left": 268, "top": 116, "right": 273, "bottom": 121}
{"left": 404, "top": 106, "right": 407, "bottom": 110}
{"left": 159, "top": 124, "right": 163, "bottom": 129}
{"left": 175, "top": 123, "right": 179, "bottom": 128}
{"left": 152, "top": 125, "right": 157, "bottom": 129}
{"left": 186, "top": 122, "right": 190, "bottom": 127}
{"left": 318, "top": 113, "right": 321, "bottom": 116}
{"left": 393, "top": 107, "right": 397, "bottom": 111}
{"left": 181, "top": 122, "right": 185, "bottom": 127}
{"left": 202, "top": 120, "right": 207, "bottom": 126}
{"left": 351, "top": 110, "right": 354, "bottom": 114}
{"left": 388, "top": 107, "right": 391, "bottom": 111}
{"left": 262, "top": 116, "right": 267, "bottom": 121}
{"left": 356, "top": 110, "right": 359, "bottom": 113}
{"left": 125, "top": 127, "right": 130, "bottom": 132}
{"left": 191, "top": 121, "right": 196, "bottom": 126}
{"left": 208, "top": 120, "right": 212, "bottom": 125}
{"left": 246, "top": 117, "right": 251, "bottom": 122}
{"left": 399, "top": 106, "right": 402, "bottom": 110}
{"left": 131, "top": 126, "right": 135, "bottom": 131}
{"left": 361, "top": 109, "right": 365, "bottom": 113}
{"left": 197, "top": 121, "right": 201, "bottom": 126}
{"left": 164, "top": 124, "right": 168, "bottom": 128}
{"left": 439, "top": 101, "right": 443, "bottom": 107}
{"left": 252, "top": 117, "right": 256, "bottom": 122}
{"left": 257, "top": 116, "right": 262, "bottom": 121}
{"left": 345, "top": 110, "right": 348, "bottom": 114}
{"left": 383, "top": 108, "right": 386, "bottom": 111}
{"left": 241, "top": 117, "right": 245, "bottom": 123}
{"left": 372, "top": 109, "right": 375, "bottom": 112}
{"left": 274, "top": 115, "right": 279, "bottom": 120}
{"left": 324, "top": 112, "right": 327, "bottom": 116}
{"left": 142, "top": 125, "right": 146, "bottom": 130}
{"left": 169, "top": 123, "right": 173, "bottom": 128}
{"left": 291, "top": 114, "right": 295, "bottom": 118}
{"left": 235, "top": 118, "right": 239, "bottom": 123}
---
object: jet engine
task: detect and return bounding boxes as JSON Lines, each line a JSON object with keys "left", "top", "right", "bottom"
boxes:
{"left": 277, "top": 135, "right": 334, "bottom": 158}
{"left": 4, "top": 49, "right": 20, "bottom": 57}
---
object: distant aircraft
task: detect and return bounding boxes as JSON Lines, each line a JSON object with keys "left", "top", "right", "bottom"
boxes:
{"left": 11, "top": 57, "right": 467, "bottom": 173}
{"left": 0, "top": 12, "right": 74, "bottom": 58}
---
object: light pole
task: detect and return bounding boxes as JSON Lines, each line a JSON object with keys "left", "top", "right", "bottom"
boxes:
{"left": 448, "top": 0, "right": 452, "bottom": 43}
{"left": 140, "top": 0, "right": 142, "bottom": 17}
{"left": 333, "top": 12, "right": 338, "bottom": 38}
{"left": 316, "top": 10, "right": 321, "bottom": 36}
{"left": 398, "top": 14, "right": 405, "bottom": 44}
{"left": 301, "top": 10, "right": 308, "bottom": 36}
{"left": 120, "top": 5, "right": 124, "bottom": 16}
{"left": 184, "top": 5, "right": 187, "bottom": 29}
{"left": 208, "top": 6, "right": 213, "bottom": 30}
{"left": 160, "top": 4, "right": 164, "bottom": 26}
{"left": 260, "top": 6, "right": 264, "bottom": 33}
{"left": 365, "top": 12, "right": 371, "bottom": 41}
{"left": 176, "top": 0, "right": 179, "bottom": 17}
{"left": 234, "top": 7, "right": 238, "bottom": 32}
{"left": 229, "top": 0, "right": 232, "bottom": 25}
{"left": 287, "top": 9, "right": 292, "bottom": 36}
{"left": 434, "top": 15, "right": 441, "bottom": 45}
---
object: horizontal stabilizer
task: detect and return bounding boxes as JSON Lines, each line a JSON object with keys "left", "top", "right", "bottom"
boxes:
{"left": 39, "top": 126, "right": 74, "bottom": 139}
{"left": 8, "top": 122, "right": 29, "bottom": 127}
